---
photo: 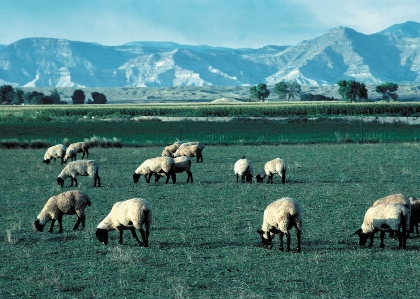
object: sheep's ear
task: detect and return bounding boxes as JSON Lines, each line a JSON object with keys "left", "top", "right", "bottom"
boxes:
{"left": 354, "top": 229, "right": 362, "bottom": 236}
{"left": 257, "top": 229, "right": 263, "bottom": 235}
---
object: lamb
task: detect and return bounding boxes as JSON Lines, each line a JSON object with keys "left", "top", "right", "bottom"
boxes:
{"left": 43, "top": 144, "right": 67, "bottom": 164}
{"left": 173, "top": 141, "right": 204, "bottom": 163}
{"left": 57, "top": 160, "right": 101, "bottom": 187}
{"left": 133, "top": 156, "right": 176, "bottom": 184}
{"left": 257, "top": 197, "right": 302, "bottom": 252}
{"left": 34, "top": 190, "right": 91, "bottom": 233}
{"left": 409, "top": 197, "right": 420, "bottom": 234}
{"left": 354, "top": 202, "right": 410, "bottom": 249}
{"left": 161, "top": 141, "right": 184, "bottom": 157}
{"left": 234, "top": 156, "right": 254, "bottom": 183}
{"left": 256, "top": 158, "right": 287, "bottom": 184}
{"left": 63, "top": 142, "right": 89, "bottom": 163}
{"left": 154, "top": 156, "right": 193, "bottom": 183}
{"left": 96, "top": 198, "right": 152, "bottom": 247}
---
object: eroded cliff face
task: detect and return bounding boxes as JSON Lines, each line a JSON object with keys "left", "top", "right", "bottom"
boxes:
{"left": 1, "top": 22, "right": 420, "bottom": 88}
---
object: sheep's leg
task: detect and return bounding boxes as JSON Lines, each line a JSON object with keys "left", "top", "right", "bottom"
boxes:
{"left": 187, "top": 171, "right": 193, "bottom": 183}
{"left": 169, "top": 169, "right": 176, "bottom": 184}
{"left": 379, "top": 231, "right": 386, "bottom": 248}
{"left": 281, "top": 170, "right": 286, "bottom": 184}
{"left": 81, "top": 151, "right": 85, "bottom": 159}
{"left": 296, "top": 229, "right": 301, "bottom": 252}
{"left": 401, "top": 224, "right": 407, "bottom": 249}
{"left": 236, "top": 174, "right": 239, "bottom": 183}
{"left": 145, "top": 173, "right": 152, "bottom": 183}
{"left": 118, "top": 230, "right": 124, "bottom": 245}
{"left": 368, "top": 232, "right": 374, "bottom": 247}
{"left": 73, "top": 215, "right": 84, "bottom": 230}
{"left": 48, "top": 219, "right": 56, "bottom": 233}
{"left": 279, "top": 232, "right": 284, "bottom": 251}
{"left": 138, "top": 226, "right": 149, "bottom": 247}
{"left": 94, "top": 174, "right": 101, "bottom": 187}
{"left": 57, "top": 215, "right": 64, "bottom": 233}
{"left": 86, "top": 150, "right": 89, "bottom": 159}
{"left": 154, "top": 174, "right": 162, "bottom": 182}
{"left": 129, "top": 228, "right": 142, "bottom": 245}
{"left": 267, "top": 175, "right": 273, "bottom": 184}
{"left": 285, "top": 231, "right": 291, "bottom": 252}
{"left": 164, "top": 171, "right": 171, "bottom": 184}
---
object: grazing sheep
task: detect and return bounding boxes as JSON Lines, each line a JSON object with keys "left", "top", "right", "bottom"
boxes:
{"left": 43, "top": 144, "right": 67, "bottom": 164}
{"left": 57, "top": 160, "right": 101, "bottom": 187}
{"left": 161, "top": 141, "right": 184, "bottom": 157}
{"left": 234, "top": 156, "right": 254, "bottom": 183}
{"left": 154, "top": 156, "right": 193, "bottom": 183}
{"left": 257, "top": 197, "right": 302, "bottom": 252}
{"left": 34, "top": 190, "right": 91, "bottom": 233}
{"left": 96, "top": 198, "right": 152, "bottom": 247}
{"left": 63, "top": 142, "right": 89, "bottom": 163}
{"left": 173, "top": 141, "right": 204, "bottom": 163}
{"left": 256, "top": 158, "right": 287, "bottom": 184}
{"left": 409, "top": 197, "right": 420, "bottom": 234}
{"left": 133, "top": 157, "right": 176, "bottom": 184}
{"left": 371, "top": 193, "right": 410, "bottom": 209}
{"left": 354, "top": 203, "right": 410, "bottom": 249}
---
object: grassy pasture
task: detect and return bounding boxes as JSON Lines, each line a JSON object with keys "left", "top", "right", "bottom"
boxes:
{"left": 2, "top": 144, "right": 420, "bottom": 298}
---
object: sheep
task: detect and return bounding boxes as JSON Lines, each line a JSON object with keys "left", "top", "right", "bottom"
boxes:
{"left": 63, "top": 142, "right": 89, "bottom": 163}
{"left": 96, "top": 198, "right": 152, "bottom": 247}
{"left": 161, "top": 141, "right": 184, "bottom": 157}
{"left": 57, "top": 160, "right": 101, "bottom": 187}
{"left": 234, "top": 156, "right": 254, "bottom": 183}
{"left": 34, "top": 190, "right": 91, "bottom": 233}
{"left": 43, "top": 144, "right": 67, "bottom": 164}
{"left": 133, "top": 156, "right": 176, "bottom": 184}
{"left": 154, "top": 156, "right": 193, "bottom": 183}
{"left": 354, "top": 202, "right": 410, "bottom": 249}
{"left": 257, "top": 197, "right": 302, "bottom": 252}
{"left": 409, "top": 197, "right": 420, "bottom": 234}
{"left": 173, "top": 141, "right": 204, "bottom": 163}
{"left": 256, "top": 158, "right": 287, "bottom": 184}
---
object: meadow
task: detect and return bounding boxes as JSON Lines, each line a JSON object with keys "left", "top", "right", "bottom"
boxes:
{"left": 2, "top": 143, "right": 420, "bottom": 298}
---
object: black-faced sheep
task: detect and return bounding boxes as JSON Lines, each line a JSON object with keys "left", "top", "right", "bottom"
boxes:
{"left": 173, "top": 141, "right": 204, "bottom": 163}
{"left": 234, "top": 156, "right": 254, "bottom": 183}
{"left": 257, "top": 197, "right": 302, "bottom": 252}
{"left": 154, "top": 156, "right": 193, "bottom": 183}
{"left": 409, "top": 197, "right": 420, "bottom": 234}
{"left": 133, "top": 157, "right": 176, "bottom": 184}
{"left": 63, "top": 142, "right": 89, "bottom": 163}
{"left": 354, "top": 202, "right": 410, "bottom": 249}
{"left": 161, "top": 141, "right": 184, "bottom": 157}
{"left": 34, "top": 190, "right": 91, "bottom": 233}
{"left": 43, "top": 144, "right": 67, "bottom": 164}
{"left": 57, "top": 160, "right": 101, "bottom": 187}
{"left": 96, "top": 198, "right": 152, "bottom": 247}
{"left": 256, "top": 158, "right": 287, "bottom": 184}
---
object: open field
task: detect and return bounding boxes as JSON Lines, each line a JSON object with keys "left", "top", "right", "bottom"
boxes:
{"left": 2, "top": 144, "right": 420, "bottom": 298}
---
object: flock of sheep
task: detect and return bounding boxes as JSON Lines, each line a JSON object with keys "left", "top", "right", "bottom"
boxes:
{"left": 35, "top": 140, "right": 420, "bottom": 251}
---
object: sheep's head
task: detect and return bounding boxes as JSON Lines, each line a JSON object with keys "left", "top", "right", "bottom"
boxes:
{"left": 354, "top": 229, "right": 368, "bottom": 246}
{"left": 43, "top": 159, "right": 51, "bottom": 164}
{"left": 96, "top": 228, "right": 108, "bottom": 245}
{"left": 257, "top": 229, "right": 274, "bottom": 249}
{"left": 245, "top": 174, "right": 253, "bottom": 183}
{"left": 57, "top": 177, "right": 65, "bottom": 187}
{"left": 34, "top": 219, "right": 44, "bottom": 232}
{"left": 133, "top": 173, "right": 141, "bottom": 183}
{"left": 256, "top": 174, "right": 264, "bottom": 183}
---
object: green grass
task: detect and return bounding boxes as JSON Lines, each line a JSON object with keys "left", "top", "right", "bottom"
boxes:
{"left": 2, "top": 144, "right": 420, "bottom": 298}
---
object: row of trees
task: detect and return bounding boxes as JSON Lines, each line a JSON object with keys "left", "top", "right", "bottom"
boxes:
{"left": 0, "top": 85, "right": 107, "bottom": 105}
{"left": 249, "top": 81, "right": 399, "bottom": 102}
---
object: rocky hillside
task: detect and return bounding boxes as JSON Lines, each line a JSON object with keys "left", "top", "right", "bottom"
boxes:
{"left": 1, "top": 21, "right": 420, "bottom": 88}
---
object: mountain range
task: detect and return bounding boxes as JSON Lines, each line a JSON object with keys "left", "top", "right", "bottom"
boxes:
{"left": 1, "top": 21, "right": 420, "bottom": 88}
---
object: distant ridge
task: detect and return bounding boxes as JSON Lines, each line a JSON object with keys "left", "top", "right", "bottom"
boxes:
{"left": 1, "top": 21, "right": 420, "bottom": 87}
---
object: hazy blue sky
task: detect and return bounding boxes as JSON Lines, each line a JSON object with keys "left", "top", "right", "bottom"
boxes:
{"left": 1, "top": 0, "right": 420, "bottom": 48}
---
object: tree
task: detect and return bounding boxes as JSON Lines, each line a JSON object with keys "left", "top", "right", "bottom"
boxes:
{"left": 12, "top": 88, "right": 25, "bottom": 105}
{"left": 375, "top": 82, "right": 398, "bottom": 102}
{"left": 0, "top": 85, "right": 14, "bottom": 104}
{"left": 337, "top": 80, "right": 368, "bottom": 102}
{"left": 273, "top": 81, "right": 301, "bottom": 101}
{"left": 89, "top": 92, "right": 107, "bottom": 104}
{"left": 27, "top": 91, "right": 45, "bottom": 104}
{"left": 72, "top": 89, "right": 85, "bottom": 104}
{"left": 249, "top": 83, "right": 270, "bottom": 102}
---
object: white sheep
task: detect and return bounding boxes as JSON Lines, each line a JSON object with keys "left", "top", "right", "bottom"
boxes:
{"left": 257, "top": 197, "right": 302, "bottom": 252}
{"left": 256, "top": 158, "right": 287, "bottom": 184}
{"left": 161, "top": 141, "right": 184, "bottom": 157}
{"left": 154, "top": 156, "right": 193, "bottom": 183}
{"left": 234, "top": 156, "right": 254, "bottom": 183}
{"left": 57, "top": 160, "right": 101, "bottom": 187}
{"left": 34, "top": 190, "right": 91, "bottom": 233}
{"left": 173, "top": 141, "right": 204, "bottom": 163}
{"left": 133, "top": 156, "right": 176, "bottom": 184}
{"left": 409, "top": 197, "right": 420, "bottom": 234}
{"left": 96, "top": 198, "right": 152, "bottom": 247}
{"left": 354, "top": 202, "right": 410, "bottom": 249}
{"left": 63, "top": 142, "right": 89, "bottom": 163}
{"left": 43, "top": 144, "right": 67, "bottom": 164}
